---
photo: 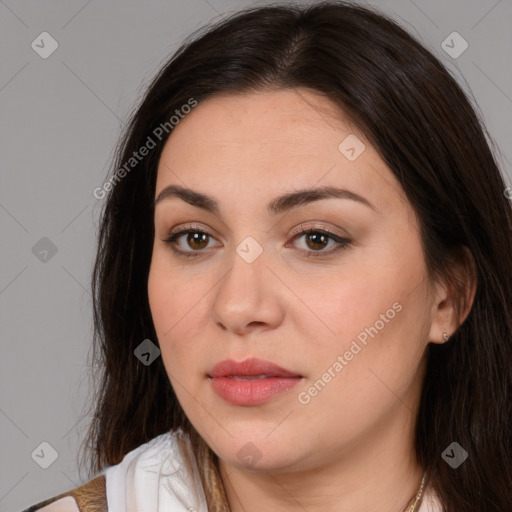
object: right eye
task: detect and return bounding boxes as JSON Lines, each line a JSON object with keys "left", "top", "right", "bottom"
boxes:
{"left": 163, "top": 227, "right": 220, "bottom": 258}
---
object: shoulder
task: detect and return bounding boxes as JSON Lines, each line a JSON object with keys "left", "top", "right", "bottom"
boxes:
{"left": 20, "top": 475, "right": 107, "bottom": 512}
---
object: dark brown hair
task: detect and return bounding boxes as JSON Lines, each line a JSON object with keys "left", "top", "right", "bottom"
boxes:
{"left": 79, "top": 2, "right": 512, "bottom": 511}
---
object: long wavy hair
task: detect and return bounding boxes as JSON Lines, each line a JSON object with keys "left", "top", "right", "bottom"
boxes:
{"left": 79, "top": 2, "right": 512, "bottom": 511}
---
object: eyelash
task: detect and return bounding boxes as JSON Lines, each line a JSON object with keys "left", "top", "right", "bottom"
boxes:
{"left": 163, "top": 224, "right": 352, "bottom": 259}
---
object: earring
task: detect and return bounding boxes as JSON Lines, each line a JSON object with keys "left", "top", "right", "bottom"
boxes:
{"left": 442, "top": 331, "right": 450, "bottom": 342}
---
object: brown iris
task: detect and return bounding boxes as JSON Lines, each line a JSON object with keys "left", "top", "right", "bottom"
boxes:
{"left": 187, "top": 232, "right": 209, "bottom": 250}
{"left": 304, "top": 232, "right": 329, "bottom": 251}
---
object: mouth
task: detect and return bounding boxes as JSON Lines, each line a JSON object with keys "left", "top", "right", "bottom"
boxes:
{"left": 208, "top": 358, "right": 303, "bottom": 406}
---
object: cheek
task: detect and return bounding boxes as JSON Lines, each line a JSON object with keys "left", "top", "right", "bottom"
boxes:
{"left": 148, "top": 249, "right": 192, "bottom": 329}
{"left": 147, "top": 253, "right": 210, "bottom": 370}
{"left": 148, "top": 255, "right": 185, "bottom": 358}
{"left": 287, "top": 264, "right": 403, "bottom": 346}
{"left": 291, "top": 240, "right": 429, "bottom": 377}
{"left": 148, "top": 257, "right": 173, "bottom": 335}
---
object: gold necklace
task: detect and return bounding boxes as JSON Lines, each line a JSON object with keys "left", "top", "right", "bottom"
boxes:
{"left": 405, "top": 471, "right": 427, "bottom": 512}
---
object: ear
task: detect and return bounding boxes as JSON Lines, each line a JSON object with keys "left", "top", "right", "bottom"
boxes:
{"left": 428, "top": 246, "right": 477, "bottom": 344}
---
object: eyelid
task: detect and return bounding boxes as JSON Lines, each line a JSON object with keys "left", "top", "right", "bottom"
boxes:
{"left": 167, "top": 222, "right": 216, "bottom": 238}
{"left": 288, "top": 222, "right": 349, "bottom": 239}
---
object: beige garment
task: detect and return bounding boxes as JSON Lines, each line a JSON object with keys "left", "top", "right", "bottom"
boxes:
{"left": 19, "top": 475, "right": 107, "bottom": 512}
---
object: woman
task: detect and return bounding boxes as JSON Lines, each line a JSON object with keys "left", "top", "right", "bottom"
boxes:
{"left": 21, "top": 1, "right": 512, "bottom": 511}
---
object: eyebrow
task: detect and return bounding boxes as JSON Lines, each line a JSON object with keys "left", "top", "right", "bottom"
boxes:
{"left": 154, "top": 184, "right": 376, "bottom": 215}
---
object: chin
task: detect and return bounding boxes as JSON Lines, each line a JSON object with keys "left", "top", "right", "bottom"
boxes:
{"left": 205, "top": 430, "right": 307, "bottom": 473}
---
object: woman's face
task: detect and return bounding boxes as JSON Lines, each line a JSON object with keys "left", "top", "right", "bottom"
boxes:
{"left": 148, "top": 88, "right": 442, "bottom": 473}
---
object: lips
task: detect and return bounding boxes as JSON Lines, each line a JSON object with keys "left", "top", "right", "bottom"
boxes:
{"left": 208, "top": 358, "right": 301, "bottom": 379}
{"left": 208, "top": 358, "right": 303, "bottom": 406}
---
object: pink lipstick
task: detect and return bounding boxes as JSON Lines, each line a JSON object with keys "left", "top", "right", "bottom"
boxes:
{"left": 208, "top": 358, "right": 302, "bottom": 406}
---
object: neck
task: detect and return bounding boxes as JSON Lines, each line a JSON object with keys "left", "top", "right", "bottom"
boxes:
{"left": 218, "top": 402, "right": 424, "bottom": 512}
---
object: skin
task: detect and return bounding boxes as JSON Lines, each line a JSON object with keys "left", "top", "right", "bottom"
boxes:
{"left": 147, "top": 88, "right": 472, "bottom": 512}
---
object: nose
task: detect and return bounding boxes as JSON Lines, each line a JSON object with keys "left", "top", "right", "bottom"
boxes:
{"left": 210, "top": 244, "right": 286, "bottom": 336}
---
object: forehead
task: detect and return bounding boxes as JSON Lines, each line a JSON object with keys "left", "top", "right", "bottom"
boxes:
{"left": 155, "top": 89, "right": 406, "bottom": 213}
{"left": 160, "top": 89, "right": 356, "bottom": 162}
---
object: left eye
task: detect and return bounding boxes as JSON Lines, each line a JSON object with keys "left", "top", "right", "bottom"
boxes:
{"left": 290, "top": 228, "right": 350, "bottom": 254}
{"left": 163, "top": 227, "right": 351, "bottom": 258}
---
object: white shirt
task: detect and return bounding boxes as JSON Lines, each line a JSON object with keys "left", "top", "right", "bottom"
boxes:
{"left": 104, "top": 431, "right": 207, "bottom": 512}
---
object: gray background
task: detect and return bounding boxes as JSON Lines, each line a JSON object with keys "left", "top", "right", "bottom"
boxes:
{"left": 1, "top": 0, "right": 511, "bottom": 510}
